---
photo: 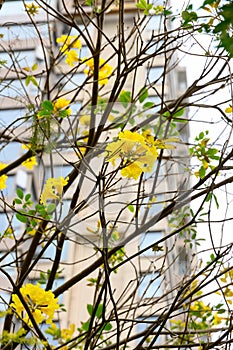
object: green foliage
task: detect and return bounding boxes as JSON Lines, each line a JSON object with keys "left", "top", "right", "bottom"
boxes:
{"left": 138, "top": 87, "right": 149, "bottom": 103}
{"left": 119, "top": 90, "right": 131, "bottom": 108}
{"left": 13, "top": 190, "right": 55, "bottom": 232}
{"left": 181, "top": 5, "right": 198, "bottom": 26}
{"left": 190, "top": 131, "right": 219, "bottom": 178}
{"left": 169, "top": 206, "right": 206, "bottom": 249}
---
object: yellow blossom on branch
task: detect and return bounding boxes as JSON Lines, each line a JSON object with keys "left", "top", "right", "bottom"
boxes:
{"left": 25, "top": 2, "right": 40, "bottom": 16}
{"left": 11, "top": 284, "right": 59, "bottom": 326}
{"left": 65, "top": 50, "right": 80, "bottom": 67}
{"left": 40, "top": 176, "right": 69, "bottom": 205}
{"left": 106, "top": 130, "right": 158, "bottom": 179}
{"left": 225, "top": 106, "right": 232, "bottom": 113}
{"left": 22, "top": 156, "right": 38, "bottom": 170}
{"left": 106, "top": 130, "right": 178, "bottom": 180}
{"left": 56, "top": 35, "right": 82, "bottom": 53}
{"left": 0, "top": 163, "right": 8, "bottom": 190}
{"left": 61, "top": 323, "right": 76, "bottom": 341}
{"left": 83, "top": 57, "right": 113, "bottom": 85}
{"left": 53, "top": 97, "right": 72, "bottom": 116}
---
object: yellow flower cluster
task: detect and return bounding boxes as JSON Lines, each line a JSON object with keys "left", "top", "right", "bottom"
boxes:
{"left": 11, "top": 284, "right": 59, "bottom": 326}
{"left": 56, "top": 35, "right": 82, "bottom": 67}
{"left": 84, "top": 57, "right": 113, "bottom": 85}
{"left": 0, "top": 162, "right": 8, "bottom": 190}
{"left": 40, "top": 176, "right": 69, "bottom": 205}
{"left": 106, "top": 130, "right": 177, "bottom": 180}
{"left": 53, "top": 97, "right": 72, "bottom": 116}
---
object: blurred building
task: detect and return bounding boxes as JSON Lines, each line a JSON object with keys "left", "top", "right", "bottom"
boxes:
{"left": 0, "top": 0, "right": 190, "bottom": 347}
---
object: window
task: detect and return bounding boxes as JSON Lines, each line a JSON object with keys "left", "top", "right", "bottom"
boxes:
{"left": 56, "top": 199, "right": 72, "bottom": 221}
{"left": 178, "top": 70, "right": 187, "bottom": 91}
{"left": 0, "top": 250, "right": 17, "bottom": 276}
{"left": 139, "top": 272, "right": 162, "bottom": 298}
{"left": 2, "top": 175, "right": 16, "bottom": 198}
{"left": 35, "top": 239, "right": 69, "bottom": 262}
{"left": 61, "top": 73, "right": 86, "bottom": 91}
{"left": 145, "top": 195, "right": 164, "bottom": 217}
{"left": 140, "top": 231, "right": 163, "bottom": 255}
{"left": 0, "top": 212, "right": 22, "bottom": 236}
{"left": 45, "top": 165, "right": 73, "bottom": 180}
{"left": 3, "top": 79, "right": 39, "bottom": 98}
{"left": 0, "top": 23, "right": 49, "bottom": 40}
{"left": 137, "top": 316, "right": 161, "bottom": 344}
{"left": 0, "top": 141, "right": 21, "bottom": 162}
{"left": 0, "top": 1, "right": 25, "bottom": 15}
{"left": 0, "top": 49, "right": 36, "bottom": 68}
{"left": 148, "top": 66, "right": 164, "bottom": 85}
{"left": 0, "top": 290, "right": 11, "bottom": 313}
{"left": 146, "top": 15, "right": 164, "bottom": 31}
{"left": 0, "top": 212, "right": 10, "bottom": 232}
{"left": 0, "top": 109, "right": 26, "bottom": 128}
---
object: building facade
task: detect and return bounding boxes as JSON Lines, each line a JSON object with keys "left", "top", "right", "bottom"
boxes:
{"left": 0, "top": 1, "right": 191, "bottom": 348}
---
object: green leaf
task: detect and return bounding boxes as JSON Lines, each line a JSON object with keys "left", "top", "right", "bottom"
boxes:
{"left": 87, "top": 304, "right": 93, "bottom": 316}
{"left": 119, "top": 90, "right": 131, "bottom": 108}
{"left": 25, "top": 76, "right": 31, "bottom": 87}
{"left": 205, "top": 192, "right": 212, "bottom": 202}
{"left": 30, "top": 76, "right": 38, "bottom": 87}
{"left": 136, "top": 0, "right": 147, "bottom": 10}
{"left": 42, "top": 100, "right": 54, "bottom": 111}
{"left": 202, "top": 0, "right": 217, "bottom": 6}
{"left": 138, "top": 87, "right": 148, "bottom": 103}
{"left": 181, "top": 10, "right": 198, "bottom": 24}
{"left": 16, "top": 188, "right": 24, "bottom": 199}
{"left": 25, "top": 193, "right": 31, "bottom": 202}
{"left": 16, "top": 212, "right": 28, "bottom": 223}
{"left": 143, "top": 101, "right": 155, "bottom": 109}
{"left": 173, "top": 108, "right": 185, "bottom": 117}
{"left": 96, "top": 304, "right": 103, "bottom": 319}
{"left": 31, "top": 63, "right": 38, "bottom": 71}
{"left": 47, "top": 203, "right": 56, "bottom": 214}
{"left": 199, "top": 166, "right": 206, "bottom": 178}
{"left": 14, "top": 198, "right": 22, "bottom": 205}
{"left": 103, "top": 322, "right": 112, "bottom": 331}
{"left": 85, "top": 0, "right": 93, "bottom": 5}
{"left": 81, "top": 321, "right": 90, "bottom": 331}
{"left": 213, "top": 193, "right": 219, "bottom": 209}
{"left": 199, "top": 131, "right": 205, "bottom": 139}
{"left": 217, "top": 309, "right": 226, "bottom": 314}
{"left": 127, "top": 204, "right": 134, "bottom": 212}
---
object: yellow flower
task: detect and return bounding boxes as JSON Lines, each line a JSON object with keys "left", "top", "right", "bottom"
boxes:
{"left": 40, "top": 176, "right": 69, "bottom": 205}
{"left": 25, "top": 2, "right": 40, "bottom": 16}
{"left": 22, "top": 144, "right": 31, "bottom": 150}
{"left": 121, "top": 163, "right": 142, "bottom": 180}
{"left": 53, "top": 97, "right": 72, "bottom": 116}
{"left": 56, "top": 35, "right": 82, "bottom": 53}
{"left": 154, "top": 137, "right": 179, "bottom": 149}
{"left": 65, "top": 50, "right": 80, "bottom": 67}
{"left": 0, "top": 163, "right": 8, "bottom": 190}
{"left": 83, "top": 57, "right": 113, "bottom": 85}
{"left": 61, "top": 323, "right": 75, "bottom": 341}
{"left": 225, "top": 106, "right": 232, "bottom": 113}
{"left": 79, "top": 114, "right": 90, "bottom": 126}
{"left": 213, "top": 312, "right": 224, "bottom": 325}
{"left": 106, "top": 130, "right": 158, "bottom": 179}
{"left": 11, "top": 284, "right": 59, "bottom": 326}
{"left": 22, "top": 156, "right": 38, "bottom": 170}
